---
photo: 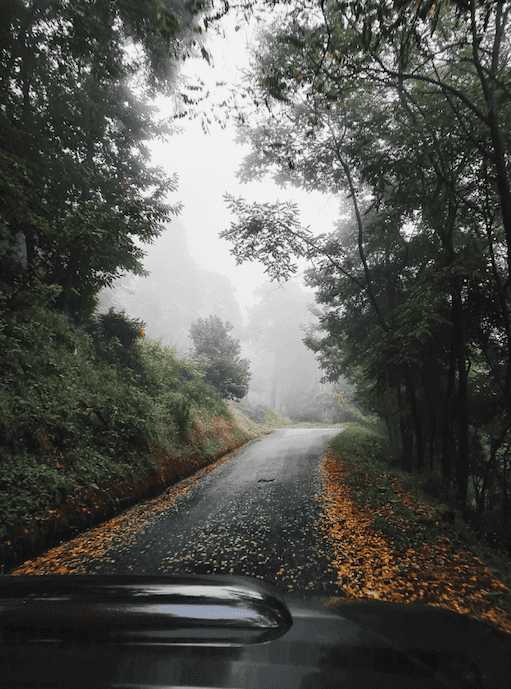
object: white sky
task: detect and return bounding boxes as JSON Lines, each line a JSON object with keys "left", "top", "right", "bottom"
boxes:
{"left": 149, "top": 17, "right": 341, "bottom": 309}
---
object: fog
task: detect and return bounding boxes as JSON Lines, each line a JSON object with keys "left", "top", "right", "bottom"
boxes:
{"left": 99, "top": 19, "right": 351, "bottom": 422}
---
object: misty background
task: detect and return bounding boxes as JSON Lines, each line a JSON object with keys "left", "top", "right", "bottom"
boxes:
{"left": 97, "top": 19, "right": 352, "bottom": 422}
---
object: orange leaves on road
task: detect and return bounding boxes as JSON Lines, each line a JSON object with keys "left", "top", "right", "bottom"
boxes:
{"left": 3, "top": 411, "right": 260, "bottom": 572}
{"left": 10, "top": 444, "right": 247, "bottom": 577}
{"left": 319, "top": 446, "right": 511, "bottom": 635}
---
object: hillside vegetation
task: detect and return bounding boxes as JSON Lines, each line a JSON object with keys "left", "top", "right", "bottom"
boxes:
{"left": 0, "top": 303, "right": 271, "bottom": 572}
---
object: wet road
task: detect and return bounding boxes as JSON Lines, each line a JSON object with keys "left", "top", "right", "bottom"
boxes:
{"left": 81, "top": 428, "right": 344, "bottom": 596}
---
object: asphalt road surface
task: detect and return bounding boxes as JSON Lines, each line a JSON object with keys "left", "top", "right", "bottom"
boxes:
{"left": 81, "top": 428, "right": 344, "bottom": 596}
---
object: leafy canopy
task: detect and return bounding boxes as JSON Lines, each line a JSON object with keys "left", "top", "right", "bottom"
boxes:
{"left": 0, "top": 0, "right": 224, "bottom": 318}
{"left": 220, "top": 0, "right": 511, "bottom": 510}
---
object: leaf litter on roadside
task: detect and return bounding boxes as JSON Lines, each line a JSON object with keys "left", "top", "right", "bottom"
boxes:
{"left": 10, "top": 439, "right": 511, "bottom": 637}
{"left": 319, "top": 445, "right": 511, "bottom": 635}
{"left": 9, "top": 446, "right": 247, "bottom": 577}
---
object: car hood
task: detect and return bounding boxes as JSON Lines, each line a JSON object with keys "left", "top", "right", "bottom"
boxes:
{"left": 0, "top": 574, "right": 509, "bottom": 688}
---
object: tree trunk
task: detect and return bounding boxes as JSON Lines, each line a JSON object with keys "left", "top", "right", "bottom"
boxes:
{"left": 270, "top": 353, "right": 278, "bottom": 410}
{"left": 500, "top": 441, "right": 511, "bottom": 530}
{"left": 442, "top": 341, "right": 456, "bottom": 483}
{"left": 471, "top": 2, "right": 511, "bottom": 314}
{"left": 397, "top": 384, "right": 413, "bottom": 472}
{"left": 405, "top": 368, "right": 424, "bottom": 471}
{"left": 429, "top": 422, "right": 436, "bottom": 472}
{"left": 56, "top": 246, "right": 82, "bottom": 316}
{"left": 480, "top": 449, "right": 497, "bottom": 514}
{"left": 452, "top": 289, "right": 469, "bottom": 507}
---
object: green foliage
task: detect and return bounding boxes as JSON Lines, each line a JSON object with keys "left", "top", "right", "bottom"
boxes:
{"left": 0, "top": 306, "right": 145, "bottom": 537}
{"left": 138, "top": 338, "right": 230, "bottom": 420}
{"left": 231, "top": 401, "right": 264, "bottom": 423}
{"left": 189, "top": 316, "right": 251, "bottom": 400}
{"left": 0, "top": 0, "right": 219, "bottom": 320}
{"left": 230, "top": 400, "right": 283, "bottom": 426}
{"left": 262, "top": 409, "right": 292, "bottom": 428}
{"left": 291, "top": 391, "right": 357, "bottom": 424}
{"left": 87, "top": 308, "right": 146, "bottom": 375}
{"left": 222, "top": 196, "right": 313, "bottom": 281}
{"left": 330, "top": 425, "right": 395, "bottom": 466}
{"left": 0, "top": 302, "right": 235, "bottom": 543}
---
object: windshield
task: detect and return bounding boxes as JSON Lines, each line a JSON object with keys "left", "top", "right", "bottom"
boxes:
{"left": 1, "top": 0, "right": 511, "bottom": 644}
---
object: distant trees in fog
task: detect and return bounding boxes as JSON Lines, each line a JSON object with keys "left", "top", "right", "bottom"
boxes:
{"left": 190, "top": 315, "right": 250, "bottom": 400}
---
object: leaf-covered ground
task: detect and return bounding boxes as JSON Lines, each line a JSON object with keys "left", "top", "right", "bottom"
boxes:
{"left": 319, "top": 445, "right": 511, "bottom": 635}
{"left": 9, "top": 430, "right": 340, "bottom": 597}
{"left": 8, "top": 437, "right": 511, "bottom": 638}
{"left": 8, "top": 445, "right": 249, "bottom": 576}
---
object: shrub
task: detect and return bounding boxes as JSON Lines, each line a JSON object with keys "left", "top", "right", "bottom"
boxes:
{"left": 86, "top": 308, "right": 145, "bottom": 376}
{"left": 138, "top": 339, "right": 230, "bottom": 422}
{"left": 1, "top": 306, "right": 158, "bottom": 529}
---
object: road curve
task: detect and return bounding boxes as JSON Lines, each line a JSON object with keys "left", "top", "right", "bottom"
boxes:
{"left": 81, "top": 428, "right": 344, "bottom": 596}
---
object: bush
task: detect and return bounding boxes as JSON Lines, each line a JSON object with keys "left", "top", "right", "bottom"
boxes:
{"left": 158, "top": 391, "right": 192, "bottom": 441}
{"left": 137, "top": 339, "right": 230, "bottom": 424}
{"left": 0, "top": 305, "right": 164, "bottom": 536}
{"left": 231, "top": 400, "right": 274, "bottom": 424}
{"left": 86, "top": 308, "right": 145, "bottom": 376}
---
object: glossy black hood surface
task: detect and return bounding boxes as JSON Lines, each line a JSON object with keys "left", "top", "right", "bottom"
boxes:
{"left": 1, "top": 574, "right": 510, "bottom": 688}
{"left": 0, "top": 573, "right": 293, "bottom": 646}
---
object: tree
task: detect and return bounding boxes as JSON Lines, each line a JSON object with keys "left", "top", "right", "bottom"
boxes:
{"left": 0, "top": 0, "right": 223, "bottom": 319}
{"left": 98, "top": 219, "right": 243, "bottom": 353}
{"left": 189, "top": 316, "right": 251, "bottom": 400}
{"left": 221, "top": 0, "right": 511, "bottom": 510}
{"left": 243, "top": 280, "right": 322, "bottom": 414}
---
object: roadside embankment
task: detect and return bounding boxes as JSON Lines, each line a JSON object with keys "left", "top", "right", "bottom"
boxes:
{"left": 0, "top": 304, "right": 274, "bottom": 573}
{"left": 1, "top": 403, "right": 271, "bottom": 574}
